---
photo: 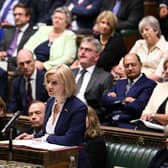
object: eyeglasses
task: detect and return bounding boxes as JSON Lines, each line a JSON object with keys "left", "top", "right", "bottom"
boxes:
{"left": 79, "top": 47, "right": 97, "bottom": 53}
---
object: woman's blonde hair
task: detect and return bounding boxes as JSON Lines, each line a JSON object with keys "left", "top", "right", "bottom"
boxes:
{"left": 96, "top": 10, "right": 118, "bottom": 35}
{"left": 85, "top": 106, "right": 103, "bottom": 138}
{"left": 44, "top": 64, "right": 76, "bottom": 98}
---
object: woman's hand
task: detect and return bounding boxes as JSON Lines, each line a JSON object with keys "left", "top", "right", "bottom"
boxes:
{"left": 15, "top": 133, "right": 33, "bottom": 140}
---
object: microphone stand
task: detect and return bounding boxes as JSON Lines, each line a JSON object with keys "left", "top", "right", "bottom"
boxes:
{"left": 1, "top": 111, "right": 22, "bottom": 161}
{"left": 8, "top": 127, "right": 13, "bottom": 161}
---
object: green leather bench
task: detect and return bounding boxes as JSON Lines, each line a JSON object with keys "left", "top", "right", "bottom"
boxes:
{"left": 101, "top": 126, "right": 165, "bottom": 168}
{"left": 105, "top": 141, "right": 160, "bottom": 168}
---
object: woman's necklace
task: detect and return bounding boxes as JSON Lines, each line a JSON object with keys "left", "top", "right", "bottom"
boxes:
{"left": 100, "top": 35, "right": 109, "bottom": 50}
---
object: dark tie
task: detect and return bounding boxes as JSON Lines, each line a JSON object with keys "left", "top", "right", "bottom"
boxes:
{"left": 27, "top": 78, "right": 33, "bottom": 107}
{"left": 77, "top": 69, "right": 87, "bottom": 93}
{"left": 0, "top": 0, "right": 13, "bottom": 22}
{"left": 7, "top": 29, "right": 20, "bottom": 56}
{"left": 113, "top": 0, "right": 121, "bottom": 15}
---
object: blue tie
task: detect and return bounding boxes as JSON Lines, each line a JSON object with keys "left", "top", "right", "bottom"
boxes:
{"left": 113, "top": 0, "right": 121, "bottom": 15}
{"left": 0, "top": 0, "right": 13, "bottom": 22}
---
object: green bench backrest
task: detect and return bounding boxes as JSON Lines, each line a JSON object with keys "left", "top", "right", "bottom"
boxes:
{"left": 105, "top": 141, "right": 160, "bottom": 168}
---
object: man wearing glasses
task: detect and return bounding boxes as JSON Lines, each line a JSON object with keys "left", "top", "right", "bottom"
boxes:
{"left": 72, "top": 36, "right": 114, "bottom": 123}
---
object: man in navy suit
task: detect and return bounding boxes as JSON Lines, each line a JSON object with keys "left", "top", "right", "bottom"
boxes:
{"left": 101, "top": 0, "right": 144, "bottom": 31}
{"left": 7, "top": 49, "right": 48, "bottom": 115}
{"left": 72, "top": 36, "right": 114, "bottom": 122}
{"left": 65, "top": 0, "right": 102, "bottom": 31}
{"left": 102, "top": 53, "right": 157, "bottom": 128}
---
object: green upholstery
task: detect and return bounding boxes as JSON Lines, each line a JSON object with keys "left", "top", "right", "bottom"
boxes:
{"left": 105, "top": 141, "right": 160, "bottom": 168}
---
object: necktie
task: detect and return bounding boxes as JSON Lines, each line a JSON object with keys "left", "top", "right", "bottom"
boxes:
{"left": 113, "top": 0, "right": 121, "bottom": 15}
{"left": 125, "top": 79, "right": 134, "bottom": 95}
{"left": 77, "top": 69, "right": 87, "bottom": 93}
{"left": 27, "top": 78, "right": 33, "bottom": 107}
{"left": 0, "top": 0, "right": 13, "bottom": 22}
{"left": 7, "top": 29, "right": 20, "bottom": 56}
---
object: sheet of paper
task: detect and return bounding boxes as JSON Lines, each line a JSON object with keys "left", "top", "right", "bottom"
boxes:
{"left": 131, "top": 119, "right": 165, "bottom": 131}
{"left": 0, "top": 140, "right": 72, "bottom": 151}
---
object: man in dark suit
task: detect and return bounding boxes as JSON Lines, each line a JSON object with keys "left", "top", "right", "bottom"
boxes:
{"left": 7, "top": 49, "right": 48, "bottom": 115}
{"left": 65, "top": 0, "right": 102, "bottom": 31}
{"left": 15, "top": 101, "right": 46, "bottom": 139}
{"left": 102, "top": 53, "right": 157, "bottom": 128}
{"left": 0, "top": 3, "right": 37, "bottom": 72}
{"left": 72, "top": 36, "right": 114, "bottom": 122}
{"left": 101, "top": 0, "right": 144, "bottom": 31}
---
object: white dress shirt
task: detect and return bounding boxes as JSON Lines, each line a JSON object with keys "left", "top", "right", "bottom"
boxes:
{"left": 76, "top": 65, "right": 95, "bottom": 104}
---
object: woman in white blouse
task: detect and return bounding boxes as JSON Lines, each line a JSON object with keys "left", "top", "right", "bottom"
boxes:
{"left": 130, "top": 15, "right": 168, "bottom": 81}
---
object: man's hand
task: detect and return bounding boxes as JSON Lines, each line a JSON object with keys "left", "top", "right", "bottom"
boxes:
{"left": 123, "top": 96, "right": 135, "bottom": 103}
{"left": 107, "top": 92, "right": 117, "bottom": 97}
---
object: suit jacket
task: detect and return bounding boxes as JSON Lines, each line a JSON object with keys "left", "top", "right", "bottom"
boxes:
{"left": 142, "top": 82, "right": 168, "bottom": 115}
{"left": 96, "top": 33, "right": 126, "bottom": 72}
{"left": 7, "top": 70, "right": 48, "bottom": 115}
{"left": 30, "top": 0, "right": 66, "bottom": 25}
{"left": 34, "top": 96, "right": 87, "bottom": 146}
{"left": 0, "top": 68, "right": 7, "bottom": 101}
{"left": 0, "top": 25, "right": 37, "bottom": 71}
{"left": 65, "top": 0, "right": 102, "bottom": 29}
{"left": 72, "top": 66, "right": 114, "bottom": 122}
{"left": 0, "top": 25, "right": 36, "bottom": 53}
{"left": 102, "top": 73, "right": 157, "bottom": 128}
{"left": 101, "top": 0, "right": 144, "bottom": 30}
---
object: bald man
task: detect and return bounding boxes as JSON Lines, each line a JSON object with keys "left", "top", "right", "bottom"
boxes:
{"left": 102, "top": 53, "right": 156, "bottom": 129}
{"left": 15, "top": 101, "right": 46, "bottom": 139}
{"left": 7, "top": 49, "right": 48, "bottom": 115}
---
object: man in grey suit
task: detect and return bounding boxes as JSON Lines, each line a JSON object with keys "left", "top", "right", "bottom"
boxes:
{"left": 0, "top": 3, "right": 37, "bottom": 72}
{"left": 72, "top": 37, "right": 114, "bottom": 122}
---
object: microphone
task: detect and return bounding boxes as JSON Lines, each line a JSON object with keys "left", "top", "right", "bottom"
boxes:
{"left": 1, "top": 111, "right": 22, "bottom": 134}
